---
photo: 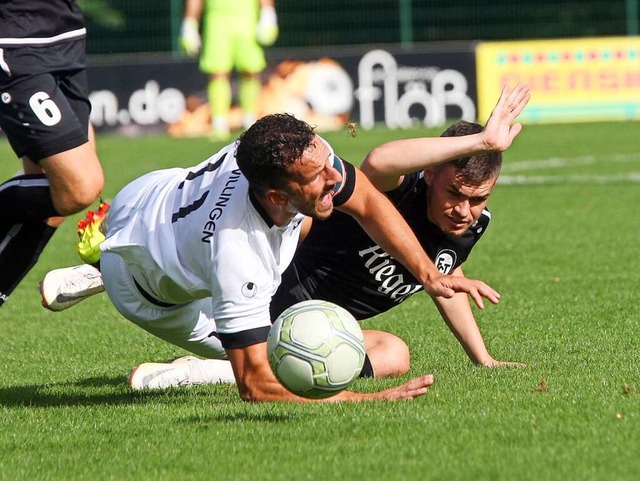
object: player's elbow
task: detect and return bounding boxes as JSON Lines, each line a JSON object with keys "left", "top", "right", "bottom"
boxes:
{"left": 361, "top": 150, "right": 384, "bottom": 181}
{"left": 361, "top": 148, "right": 398, "bottom": 192}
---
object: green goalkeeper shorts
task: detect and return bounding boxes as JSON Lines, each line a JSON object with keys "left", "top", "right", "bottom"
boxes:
{"left": 199, "top": 12, "right": 266, "bottom": 74}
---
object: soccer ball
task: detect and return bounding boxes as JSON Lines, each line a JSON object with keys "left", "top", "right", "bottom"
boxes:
{"left": 267, "top": 300, "right": 366, "bottom": 399}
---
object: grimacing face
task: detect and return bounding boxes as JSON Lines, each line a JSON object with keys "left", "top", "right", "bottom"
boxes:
{"left": 424, "top": 163, "right": 497, "bottom": 236}
{"left": 283, "top": 136, "right": 342, "bottom": 220}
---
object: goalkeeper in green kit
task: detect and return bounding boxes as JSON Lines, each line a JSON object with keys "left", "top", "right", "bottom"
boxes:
{"left": 180, "top": 0, "right": 278, "bottom": 139}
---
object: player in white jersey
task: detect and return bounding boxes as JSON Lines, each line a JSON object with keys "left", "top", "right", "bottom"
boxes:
{"left": 99, "top": 141, "right": 305, "bottom": 358}
{"left": 78, "top": 113, "right": 503, "bottom": 402}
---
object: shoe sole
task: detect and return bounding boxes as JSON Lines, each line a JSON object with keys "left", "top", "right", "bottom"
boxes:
{"left": 39, "top": 279, "right": 100, "bottom": 312}
{"left": 39, "top": 270, "right": 105, "bottom": 312}
{"left": 39, "top": 279, "right": 66, "bottom": 312}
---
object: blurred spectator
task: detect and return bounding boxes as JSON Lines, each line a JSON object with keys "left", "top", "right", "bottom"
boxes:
{"left": 180, "top": 0, "right": 278, "bottom": 139}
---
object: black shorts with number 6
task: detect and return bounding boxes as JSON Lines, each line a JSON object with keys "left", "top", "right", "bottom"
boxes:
{"left": 0, "top": 38, "right": 90, "bottom": 163}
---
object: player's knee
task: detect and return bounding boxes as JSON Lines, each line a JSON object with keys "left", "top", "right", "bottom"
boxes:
{"left": 366, "top": 331, "right": 410, "bottom": 378}
{"left": 61, "top": 171, "right": 104, "bottom": 215}
{"left": 385, "top": 335, "right": 410, "bottom": 376}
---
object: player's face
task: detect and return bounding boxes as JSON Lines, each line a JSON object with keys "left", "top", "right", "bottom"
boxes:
{"left": 425, "top": 164, "right": 497, "bottom": 236}
{"left": 284, "top": 136, "right": 342, "bottom": 220}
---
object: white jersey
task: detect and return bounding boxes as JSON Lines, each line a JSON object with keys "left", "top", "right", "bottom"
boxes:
{"left": 101, "top": 142, "right": 305, "bottom": 339}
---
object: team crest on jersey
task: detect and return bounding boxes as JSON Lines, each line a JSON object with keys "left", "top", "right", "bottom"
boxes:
{"left": 241, "top": 282, "right": 258, "bottom": 298}
{"left": 435, "top": 249, "right": 457, "bottom": 274}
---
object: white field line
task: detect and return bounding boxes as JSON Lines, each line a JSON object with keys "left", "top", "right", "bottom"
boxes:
{"left": 499, "top": 172, "right": 640, "bottom": 185}
{"left": 502, "top": 156, "right": 596, "bottom": 172}
{"left": 502, "top": 153, "right": 640, "bottom": 172}
{"left": 499, "top": 153, "right": 640, "bottom": 184}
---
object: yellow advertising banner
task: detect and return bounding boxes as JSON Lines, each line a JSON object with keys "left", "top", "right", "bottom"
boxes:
{"left": 477, "top": 37, "right": 640, "bottom": 123}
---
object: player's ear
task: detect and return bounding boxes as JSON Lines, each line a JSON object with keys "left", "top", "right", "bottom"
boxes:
{"left": 265, "top": 189, "right": 289, "bottom": 207}
{"left": 424, "top": 168, "right": 434, "bottom": 186}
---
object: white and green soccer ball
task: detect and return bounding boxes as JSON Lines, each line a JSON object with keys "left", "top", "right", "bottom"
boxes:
{"left": 267, "top": 300, "right": 366, "bottom": 399}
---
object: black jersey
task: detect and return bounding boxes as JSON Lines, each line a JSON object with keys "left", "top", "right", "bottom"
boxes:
{"left": 0, "top": 1, "right": 85, "bottom": 47}
{"left": 271, "top": 170, "right": 491, "bottom": 320}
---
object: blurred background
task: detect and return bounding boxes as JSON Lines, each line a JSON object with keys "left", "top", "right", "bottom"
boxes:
{"left": 83, "top": 0, "right": 639, "bottom": 53}
{"left": 78, "top": 0, "right": 640, "bottom": 135}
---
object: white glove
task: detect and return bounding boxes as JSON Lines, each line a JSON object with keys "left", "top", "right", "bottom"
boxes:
{"left": 256, "top": 6, "right": 278, "bottom": 46}
{"left": 180, "top": 18, "right": 201, "bottom": 56}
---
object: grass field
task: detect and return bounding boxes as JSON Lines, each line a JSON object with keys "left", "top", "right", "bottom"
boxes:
{"left": 1, "top": 120, "right": 639, "bottom": 481}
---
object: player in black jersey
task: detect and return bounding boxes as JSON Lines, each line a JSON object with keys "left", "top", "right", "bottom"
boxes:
{"left": 0, "top": 1, "right": 104, "bottom": 308}
{"left": 271, "top": 84, "right": 531, "bottom": 378}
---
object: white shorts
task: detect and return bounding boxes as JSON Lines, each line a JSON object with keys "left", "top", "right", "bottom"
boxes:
{"left": 101, "top": 252, "right": 227, "bottom": 360}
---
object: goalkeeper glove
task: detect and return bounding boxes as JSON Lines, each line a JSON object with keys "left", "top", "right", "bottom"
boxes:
{"left": 256, "top": 6, "right": 278, "bottom": 46}
{"left": 180, "top": 18, "right": 201, "bottom": 56}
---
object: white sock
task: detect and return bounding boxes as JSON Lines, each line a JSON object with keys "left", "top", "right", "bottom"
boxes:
{"left": 189, "top": 358, "right": 236, "bottom": 385}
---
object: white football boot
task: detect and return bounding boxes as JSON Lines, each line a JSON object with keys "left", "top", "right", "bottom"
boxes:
{"left": 128, "top": 356, "right": 236, "bottom": 390}
{"left": 40, "top": 264, "right": 105, "bottom": 312}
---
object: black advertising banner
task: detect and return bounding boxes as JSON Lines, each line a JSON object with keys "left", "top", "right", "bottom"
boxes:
{"left": 86, "top": 44, "right": 477, "bottom": 135}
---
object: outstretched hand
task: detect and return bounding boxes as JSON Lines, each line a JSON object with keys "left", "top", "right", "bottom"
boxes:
{"left": 368, "top": 375, "right": 435, "bottom": 401}
{"left": 481, "top": 83, "right": 531, "bottom": 152}
{"left": 423, "top": 274, "right": 500, "bottom": 309}
{"left": 480, "top": 358, "right": 526, "bottom": 368}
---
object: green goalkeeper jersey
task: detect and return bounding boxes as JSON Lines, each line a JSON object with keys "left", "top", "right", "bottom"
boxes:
{"left": 204, "top": 0, "right": 260, "bottom": 25}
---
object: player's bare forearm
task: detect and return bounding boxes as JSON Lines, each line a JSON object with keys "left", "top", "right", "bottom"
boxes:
{"left": 361, "top": 84, "right": 531, "bottom": 193}
{"left": 433, "top": 291, "right": 495, "bottom": 365}
{"left": 227, "top": 344, "right": 434, "bottom": 402}
{"left": 435, "top": 295, "right": 522, "bottom": 366}
{"left": 226, "top": 344, "right": 313, "bottom": 402}
{"left": 432, "top": 268, "right": 523, "bottom": 367}
{"left": 363, "top": 135, "right": 492, "bottom": 191}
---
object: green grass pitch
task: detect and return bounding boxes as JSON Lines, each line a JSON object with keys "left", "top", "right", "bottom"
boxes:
{"left": 1, "top": 120, "right": 639, "bottom": 480}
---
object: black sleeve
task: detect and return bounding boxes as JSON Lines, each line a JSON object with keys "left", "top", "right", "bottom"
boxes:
{"left": 218, "top": 326, "right": 271, "bottom": 349}
{"left": 384, "top": 171, "right": 422, "bottom": 206}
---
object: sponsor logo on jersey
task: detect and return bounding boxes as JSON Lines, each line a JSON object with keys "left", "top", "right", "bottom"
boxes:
{"left": 435, "top": 249, "right": 457, "bottom": 274}
{"left": 241, "top": 282, "right": 257, "bottom": 298}
{"left": 358, "top": 245, "right": 422, "bottom": 303}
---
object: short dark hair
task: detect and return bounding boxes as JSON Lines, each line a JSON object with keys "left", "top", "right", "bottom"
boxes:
{"left": 235, "top": 113, "right": 316, "bottom": 195}
{"left": 439, "top": 121, "right": 502, "bottom": 182}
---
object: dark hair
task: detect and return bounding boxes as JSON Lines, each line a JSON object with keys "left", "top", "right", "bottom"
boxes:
{"left": 235, "top": 113, "right": 316, "bottom": 195}
{"left": 439, "top": 121, "right": 502, "bottom": 182}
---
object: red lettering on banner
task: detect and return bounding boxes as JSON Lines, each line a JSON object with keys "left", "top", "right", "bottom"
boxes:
{"left": 569, "top": 70, "right": 591, "bottom": 90}
{"left": 599, "top": 71, "right": 619, "bottom": 90}
{"left": 503, "top": 68, "right": 640, "bottom": 93}
{"left": 626, "top": 71, "right": 640, "bottom": 87}
{"left": 542, "top": 71, "right": 560, "bottom": 92}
